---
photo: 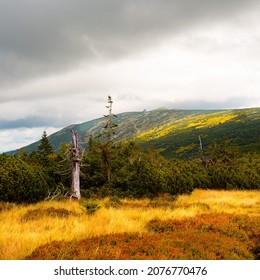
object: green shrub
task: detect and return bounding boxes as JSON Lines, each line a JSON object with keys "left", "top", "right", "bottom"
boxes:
{"left": 105, "top": 196, "right": 122, "bottom": 208}
{"left": 0, "top": 156, "right": 48, "bottom": 203}
{"left": 81, "top": 201, "right": 100, "bottom": 215}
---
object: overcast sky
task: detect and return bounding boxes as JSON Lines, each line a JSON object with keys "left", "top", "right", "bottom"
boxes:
{"left": 1, "top": 0, "right": 260, "bottom": 152}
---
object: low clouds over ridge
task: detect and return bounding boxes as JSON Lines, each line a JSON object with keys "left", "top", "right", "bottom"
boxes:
{"left": 0, "top": 0, "right": 260, "bottom": 152}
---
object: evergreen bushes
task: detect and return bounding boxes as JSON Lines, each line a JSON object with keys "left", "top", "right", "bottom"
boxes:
{"left": 81, "top": 141, "right": 260, "bottom": 198}
{"left": 0, "top": 156, "right": 48, "bottom": 203}
{"left": 0, "top": 138, "right": 259, "bottom": 203}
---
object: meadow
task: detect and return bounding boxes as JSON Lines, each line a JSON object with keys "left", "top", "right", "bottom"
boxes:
{"left": 0, "top": 189, "right": 259, "bottom": 260}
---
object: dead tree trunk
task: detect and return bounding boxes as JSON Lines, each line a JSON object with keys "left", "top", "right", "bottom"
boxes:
{"left": 71, "top": 130, "right": 81, "bottom": 199}
{"left": 199, "top": 135, "right": 203, "bottom": 153}
{"left": 199, "top": 135, "right": 207, "bottom": 169}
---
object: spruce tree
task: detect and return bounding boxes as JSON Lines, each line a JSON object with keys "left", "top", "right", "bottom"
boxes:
{"left": 103, "top": 95, "right": 118, "bottom": 142}
{"left": 36, "top": 131, "right": 57, "bottom": 188}
{"left": 38, "top": 131, "right": 54, "bottom": 156}
{"left": 102, "top": 95, "right": 118, "bottom": 183}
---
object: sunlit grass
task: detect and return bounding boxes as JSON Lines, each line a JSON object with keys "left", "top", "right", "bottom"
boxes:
{"left": 137, "top": 111, "right": 238, "bottom": 141}
{"left": 174, "top": 189, "right": 260, "bottom": 216}
{"left": 0, "top": 189, "right": 259, "bottom": 259}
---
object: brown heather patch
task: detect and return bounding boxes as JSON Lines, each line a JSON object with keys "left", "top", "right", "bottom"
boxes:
{"left": 21, "top": 207, "right": 79, "bottom": 222}
{"left": 0, "top": 202, "right": 15, "bottom": 212}
{"left": 26, "top": 213, "right": 259, "bottom": 260}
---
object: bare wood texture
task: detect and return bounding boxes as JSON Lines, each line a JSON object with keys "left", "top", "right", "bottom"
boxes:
{"left": 71, "top": 130, "right": 81, "bottom": 199}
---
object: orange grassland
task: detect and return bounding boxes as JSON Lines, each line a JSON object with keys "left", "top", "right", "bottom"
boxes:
{"left": 0, "top": 189, "right": 259, "bottom": 260}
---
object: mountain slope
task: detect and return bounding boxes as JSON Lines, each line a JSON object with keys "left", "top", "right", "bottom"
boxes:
{"left": 16, "top": 107, "right": 260, "bottom": 158}
{"left": 138, "top": 108, "right": 260, "bottom": 158}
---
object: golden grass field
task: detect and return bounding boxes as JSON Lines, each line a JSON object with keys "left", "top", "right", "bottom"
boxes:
{"left": 0, "top": 189, "right": 259, "bottom": 260}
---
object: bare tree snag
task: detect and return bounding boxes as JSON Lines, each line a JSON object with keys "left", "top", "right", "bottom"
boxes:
{"left": 71, "top": 130, "right": 81, "bottom": 199}
{"left": 199, "top": 135, "right": 210, "bottom": 169}
{"left": 199, "top": 135, "right": 204, "bottom": 156}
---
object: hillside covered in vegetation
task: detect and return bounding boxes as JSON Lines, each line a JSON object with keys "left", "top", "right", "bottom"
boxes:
{"left": 13, "top": 107, "right": 260, "bottom": 158}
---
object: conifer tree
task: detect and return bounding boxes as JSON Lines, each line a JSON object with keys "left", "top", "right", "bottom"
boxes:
{"left": 38, "top": 131, "right": 54, "bottom": 156}
{"left": 103, "top": 95, "right": 118, "bottom": 142}
{"left": 102, "top": 95, "right": 118, "bottom": 183}
{"left": 36, "top": 131, "right": 58, "bottom": 188}
{"left": 86, "top": 96, "right": 118, "bottom": 187}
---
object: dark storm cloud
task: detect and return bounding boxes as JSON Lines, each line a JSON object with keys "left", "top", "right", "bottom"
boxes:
{"left": 0, "top": 0, "right": 258, "bottom": 86}
{"left": 0, "top": 116, "right": 66, "bottom": 130}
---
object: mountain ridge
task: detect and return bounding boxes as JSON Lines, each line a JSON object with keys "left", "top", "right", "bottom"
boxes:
{"left": 10, "top": 107, "right": 260, "bottom": 158}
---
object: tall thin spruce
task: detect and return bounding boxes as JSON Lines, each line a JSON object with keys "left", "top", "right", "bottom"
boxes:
{"left": 102, "top": 95, "right": 118, "bottom": 183}
{"left": 104, "top": 95, "right": 117, "bottom": 142}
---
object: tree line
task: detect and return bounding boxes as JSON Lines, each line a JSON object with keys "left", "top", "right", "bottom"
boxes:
{"left": 0, "top": 131, "right": 259, "bottom": 204}
{"left": 0, "top": 96, "right": 259, "bottom": 204}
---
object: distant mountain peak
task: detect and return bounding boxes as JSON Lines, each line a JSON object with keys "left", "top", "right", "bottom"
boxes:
{"left": 9, "top": 107, "right": 260, "bottom": 158}
{"left": 155, "top": 107, "right": 169, "bottom": 111}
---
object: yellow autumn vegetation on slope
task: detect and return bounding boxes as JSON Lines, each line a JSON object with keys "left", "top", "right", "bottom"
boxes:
{"left": 137, "top": 112, "right": 237, "bottom": 141}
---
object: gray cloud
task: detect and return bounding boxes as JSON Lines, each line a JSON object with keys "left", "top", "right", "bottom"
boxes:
{"left": 0, "top": 0, "right": 259, "bottom": 87}
{"left": 0, "top": 117, "right": 53, "bottom": 130}
{"left": 162, "top": 96, "right": 259, "bottom": 110}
